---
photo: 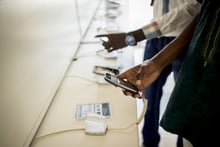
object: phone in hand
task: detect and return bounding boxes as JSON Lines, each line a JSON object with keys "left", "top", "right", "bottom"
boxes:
{"left": 104, "top": 73, "right": 139, "bottom": 94}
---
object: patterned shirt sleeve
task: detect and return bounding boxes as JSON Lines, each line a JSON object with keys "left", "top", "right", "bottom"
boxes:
{"left": 142, "top": 21, "right": 162, "bottom": 39}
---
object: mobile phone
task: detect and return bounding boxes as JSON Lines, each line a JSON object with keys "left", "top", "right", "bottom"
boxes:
{"left": 93, "top": 65, "right": 119, "bottom": 76}
{"left": 104, "top": 73, "right": 139, "bottom": 93}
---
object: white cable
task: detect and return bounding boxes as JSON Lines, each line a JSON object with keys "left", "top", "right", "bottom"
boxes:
{"left": 137, "top": 98, "right": 148, "bottom": 125}
{"left": 32, "top": 98, "right": 148, "bottom": 143}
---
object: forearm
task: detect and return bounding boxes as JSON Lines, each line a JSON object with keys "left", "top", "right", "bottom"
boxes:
{"left": 127, "top": 29, "right": 146, "bottom": 42}
{"left": 151, "top": 17, "right": 198, "bottom": 70}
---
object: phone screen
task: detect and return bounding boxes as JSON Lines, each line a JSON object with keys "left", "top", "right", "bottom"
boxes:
{"left": 104, "top": 73, "right": 138, "bottom": 93}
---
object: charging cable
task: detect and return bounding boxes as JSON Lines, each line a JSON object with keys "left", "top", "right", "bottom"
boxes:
{"left": 137, "top": 98, "right": 148, "bottom": 125}
{"left": 84, "top": 98, "right": 147, "bottom": 135}
{"left": 32, "top": 98, "right": 147, "bottom": 143}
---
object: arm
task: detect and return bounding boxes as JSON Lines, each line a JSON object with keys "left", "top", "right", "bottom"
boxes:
{"left": 95, "top": 30, "right": 145, "bottom": 52}
{"left": 150, "top": 16, "right": 198, "bottom": 71}
{"left": 95, "top": 0, "right": 201, "bottom": 52}
{"left": 117, "top": 16, "right": 198, "bottom": 98}
{"left": 129, "top": 0, "right": 201, "bottom": 41}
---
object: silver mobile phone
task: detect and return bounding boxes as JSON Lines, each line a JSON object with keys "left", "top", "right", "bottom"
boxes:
{"left": 104, "top": 73, "right": 139, "bottom": 93}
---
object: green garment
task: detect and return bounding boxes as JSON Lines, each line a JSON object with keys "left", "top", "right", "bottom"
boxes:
{"left": 160, "top": 0, "right": 220, "bottom": 146}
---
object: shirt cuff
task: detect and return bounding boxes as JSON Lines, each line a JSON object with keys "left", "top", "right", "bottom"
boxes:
{"left": 142, "top": 21, "right": 162, "bottom": 39}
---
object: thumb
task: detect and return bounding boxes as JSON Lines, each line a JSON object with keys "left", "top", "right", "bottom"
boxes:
{"left": 135, "top": 66, "right": 145, "bottom": 90}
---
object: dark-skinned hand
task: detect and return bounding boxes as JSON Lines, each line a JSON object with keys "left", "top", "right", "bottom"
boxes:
{"left": 95, "top": 33, "right": 127, "bottom": 52}
{"left": 117, "top": 60, "right": 162, "bottom": 98}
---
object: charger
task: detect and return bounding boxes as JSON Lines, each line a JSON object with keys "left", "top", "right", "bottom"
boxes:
{"left": 85, "top": 113, "right": 108, "bottom": 135}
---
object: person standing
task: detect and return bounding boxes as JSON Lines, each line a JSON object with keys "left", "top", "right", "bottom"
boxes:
{"left": 140, "top": 1, "right": 199, "bottom": 146}
{"left": 116, "top": 0, "right": 220, "bottom": 146}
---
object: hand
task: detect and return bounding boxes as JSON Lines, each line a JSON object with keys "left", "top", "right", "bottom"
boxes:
{"left": 117, "top": 59, "right": 161, "bottom": 98}
{"left": 95, "top": 33, "right": 127, "bottom": 52}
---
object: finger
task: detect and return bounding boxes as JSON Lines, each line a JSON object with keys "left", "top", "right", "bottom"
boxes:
{"left": 117, "top": 72, "right": 126, "bottom": 80}
{"left": 136, "top": 66, "right": 144, "bottom": 85}
{"left": 131, "top": 92, "right": 143, "bottom": 98}
{"left": 122, "top": 90, "right": 134, "bottom": 97}
{"left": 134, "top": 91, "right": 144, "bottom": 99}
{"left": 95, "top": 34, "right": 108, "bottom": 38}
{"left": 102, "top": 41, "right": 112, "bottom": 50}
{"left": 136, "top": 65, "right": 143, "bottom": 80}
{"left": 107, "top": 47, "right": 115, "bottom": 52}
{"left": 122, "top": 89, "right": 128, "bottom": 95}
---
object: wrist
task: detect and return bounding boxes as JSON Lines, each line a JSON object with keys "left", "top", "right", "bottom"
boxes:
{"left": 128, "top": 29, "right": 146, "bottom": 42}
{"left": 142, "top": 22, "right": 162, "bottom": 39}
{"left": 124, "top": 29, "right": 145, "bottom": 46}
{"left": 124, "top": 33, "right": 137, "bottom": 46}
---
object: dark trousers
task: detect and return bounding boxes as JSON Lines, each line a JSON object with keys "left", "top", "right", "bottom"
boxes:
{"left": 142, "top": 37, "right": 185, "bottom": 147}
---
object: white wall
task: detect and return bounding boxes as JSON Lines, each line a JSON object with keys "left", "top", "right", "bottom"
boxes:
{"left": 0, "top": 0, "right": 100, "bottom": 147}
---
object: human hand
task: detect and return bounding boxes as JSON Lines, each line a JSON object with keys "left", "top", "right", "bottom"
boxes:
{"left": 117, "top": 59, "right": 161, "bottom": 98}
{"left": 95, "top": 33, "right": 127, "bottom": 52}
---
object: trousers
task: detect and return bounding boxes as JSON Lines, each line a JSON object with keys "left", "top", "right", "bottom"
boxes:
{"left": 142, "top": 37, "right": 185, "bottom": 147}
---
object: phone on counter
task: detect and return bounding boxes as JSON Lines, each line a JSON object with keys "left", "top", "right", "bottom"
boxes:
{"left": 104, "top": 73, "right": 139, "bottom": 94}
{"left": 93, "top": 65, "right": 120, "bottom": 76}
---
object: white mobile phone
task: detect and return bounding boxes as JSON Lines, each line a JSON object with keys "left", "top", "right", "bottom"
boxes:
{"left": 104, "top": 73, "right": 139, "bottom": 93}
